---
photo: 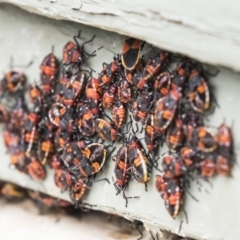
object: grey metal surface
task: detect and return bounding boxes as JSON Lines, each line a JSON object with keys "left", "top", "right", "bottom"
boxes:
{"left": 0, "top": 4, "right": 239, "bottom": 240}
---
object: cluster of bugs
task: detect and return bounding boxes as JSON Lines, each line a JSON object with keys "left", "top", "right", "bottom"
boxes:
{"left": 0, "top": 181, "right": 73, "bottom": 213}
{"left": 0, "top": 31, "right": 235, "bottom": 225}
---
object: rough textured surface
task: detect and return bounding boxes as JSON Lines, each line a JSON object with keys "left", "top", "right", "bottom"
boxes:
{"left": 0, "top": 0, "right": 240, "bottom": 71}
{"left": 0, "top": 4, "right": 240, "bottom": 240}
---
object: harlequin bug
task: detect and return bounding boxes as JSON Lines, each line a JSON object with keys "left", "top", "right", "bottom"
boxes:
{"left": 117, "top": 79, "right": 132, "bottom": 104}
{"left": 75, "top": 103, "right": 96, "bottom": 137}
{"left": 95, "top": 118, "right": 123, "bottom": 141}
{"left": 54, "top": 169, "right": 76, "bottom": 191}
{"left": 7, "top": 96, "right": 28, "bottom": 131}
{"left": 155, "top": 174, "right": 169, "bottom": 199}
{"left": 26, "top": 157, "right": 46, "bottom": 181}
{"left": 198, "top": 158, "right": 215, "bottom": 178}
{"left": 79, "top": 143, "right": 108, "bottom": 177}
{"left": 166, "top": 116, "right": 184, "bottom": 151}
{"left": 137, "top": 51, "right": 171, "bottom": 90}
{"left": 63, "top": 31, "right": 96, "bottom": 73}
{"left": 112, "top": 100, "right": 127, "bottom": 129}
{"left": 164, "top": 176, "right": 184, "bottom": 219}
{"left": 171, "top": 58, "right": 194, "bottom": 92}
{"left": 215, "top": 155, "right": 231, "bottom": 176}
{"left": 98, "top": 61, "right": 119, "bottom": 86}
{"left": 162, "top": 155, "right": 187, "bottom": 179}
{"left": 22, "top": 112, "right": 39, "bottom": 156}
{"left": 179, "top": 146, "right": 198, "bottom": 167}
{"left": 40, "top": 52, "right": 59, "bottom": 94}
{"left": 187, "top": 126, "right": 218, "bottom": 153}
{"left": 48, "top": 153, "right": 64, "bottom": 170}
{"left": 28, "top": 83, "right": 44, "bottom": 108}
{"left": 69, "top": 178, "right": 89, "bottom": 208}
{"left": 0, "top": 70, "right": 26, "bottom": 94}
{"left": 102, "top": 83, "right": 118, "bottom": 109}
{"left": 144, "top": 113, "right": 161, "bottom": 154}
{"left": 188, "top": 69, "right": 209, "bottom": 113}
{"left": 131, "top": 93, "right": 152, "bottom": 123}
{"left": 121, "top": 37, "right": 143, "bottom": 71}
{"left": 48, "top": 103, "right": 74, "bottom": 131}
{"left": 128, "top": 137, "right": 152, "bottom": 189}
{"left": 153, "top": 71, "right": 171, "bottom": 99}
{"left": 38, "top": 128, "right": 55, "bottom": 165}
{"left": 0, "top": 103, "right": 9, "bottom": 123}
{"left": 85, "top": 77, "right": 102, "bottom": 115}
{"left": 62, "top": 141, "right": 85, "bottom": 170}
{"left": 154, "top": 89, "right": 181, "bottom": 132}
{"left": 54, "top": 128, "right": 72, "bottom": 152}
{"left": 60, "top": 72, "right": 86, "bottom": 108}
{"left": 113, "top": 144, "right": 132, "bottom": 207}
{"left": 217, "top": 123, "right": 234, "bottom": 161}
{"left": 1, "top": 183, "right": 27, "bottom": 202}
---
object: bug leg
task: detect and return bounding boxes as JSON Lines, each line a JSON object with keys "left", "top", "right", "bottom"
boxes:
{"left": 182, "top": 207, "right": 188, "bottom": 224}
{"left": 123, "top": 190, "right": 139, "bottom": 208}
{"left": 90, "top": 177, "right": 110, "bottom": 184}
{"left": 113, "top": 182, "right": 121, "bottom": 195}
{"left": 145, "top": 183, "right": 148, "bottom": 192}
{"left": 134, "top": 221, "right": 143, "bottom": 240}
{"left": 178, "top": 220, "right": 183, "bottom": 235}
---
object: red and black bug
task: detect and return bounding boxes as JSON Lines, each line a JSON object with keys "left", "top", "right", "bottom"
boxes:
{"left": 217, "top": 123, "right": 234, "bottom": 163}
{"left": 28, "top": 83, "right": 44, "bottom": 109}
{"left": 26, "top": 157, "right": 46, "bottom": 181}
{"left": 131, "top": 93, "right": 153, "bottom": 123}
{"left": 95, "top": 118, "right": 123, "bottom": 142}
{"left": 171, "top": 58, "right": 194, "bottom": 92}
{"left": 121, "top": 37, "right": 143, "bottom": 71}
{"left": 113, "top": 144, "right": 133, "bottom": 207}
{"left": 85, "top": 77, "right": 102, "bottom": 116}
{"left": 153, "top": 71, "right": 171, "bottom": 99}
{"left": 112, "top": 100, "right": 127, "bottom": 129}
{"left": 156, "top": 174, "right": 184, "bottom": 219}
{"left": 188, "top": 69, "right": 210, "bottom": 113}
{"left": 179, "top": 146, "right": 199, "bottom": 167}
{"left": 117, "top": 79, "right": 132, "bottom": 104}
{"left": 102, "top": 83, "right": 118, "bottom": 109}
{"left": 98, "top": 61, "right": 119, "bottom": 86}
{"left": 198, "top": 157, "right": 216, "bottom": 178}
{"left": 79, "top": 143, "right": 108, "bottom": 177}
{"left": 22, "top": 112, "right": 39, "bottom": 156}
{"left": 69, "top": 178, "right": 89, "bottom": 209}
{"left": 40, "top": 52, "right": 59, "bottom": 94}
{"left": 62, "top": 31, "right": 96, "bottom": 73}
{"left": 128, "top": 137, "right": 152, "bottom": 189}
{"left": 0, "top": 70, "right": 26, "bottom": 94}
{"left": 75, "top": 103, "right": 96, "bottom": 137}
{"left": 162, "top": 155, "right": 187, "bottom": 179}
{"left": 60, "top": 71, "right": 86, "bottom": 108}
{"left": 137, "top": 51, "right": 171, "bottom": 90}
{"left": 48, "top": 153, "right": 64, "bottom": 170}
{"left": 187, "top": 126, "right": 218, "bottom": 153}
{"left": 215, "top": 154, "right": 231, "bottom": 176}
{"left": 166, "top": 116, "right": 184, "bottom": 151}
{"left": 154, "top": 89, "right": 181, "bottom": 132}
{"left": 54, "top": 169, "right": 76, "bottom": 191}
{"left": 62, "top": 141, "right": 85, "bottom": 170}
{"left": 38, "top": 127, "right": 55, "bottom": 165}
{"left": 144, "top": 113, "right": 161, "bottom": 154}
{"left": 7, "top": 96, "right": 28, "bottom": 131}
{"left": 164, "top": 176, "right": 184, "bottom": 219}
{"left": 48, "top": 103, "right": 74, "bottom": 132}
{"left": 54, "top": 128, "right": 72, "bottom": 152}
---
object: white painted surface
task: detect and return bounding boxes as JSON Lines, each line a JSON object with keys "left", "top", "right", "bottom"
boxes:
{"left": 0, "top": 0, "right": 240, "bottom": 71}
{"left": 0, "top": 4, "right": 239, "bottom": 240}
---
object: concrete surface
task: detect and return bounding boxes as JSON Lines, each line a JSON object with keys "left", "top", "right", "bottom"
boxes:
{"left": 0, "top": 4, "right": 239, "bottom": 240}
{"left": 0, "top": 0, "right": 240, "bottom": 71}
